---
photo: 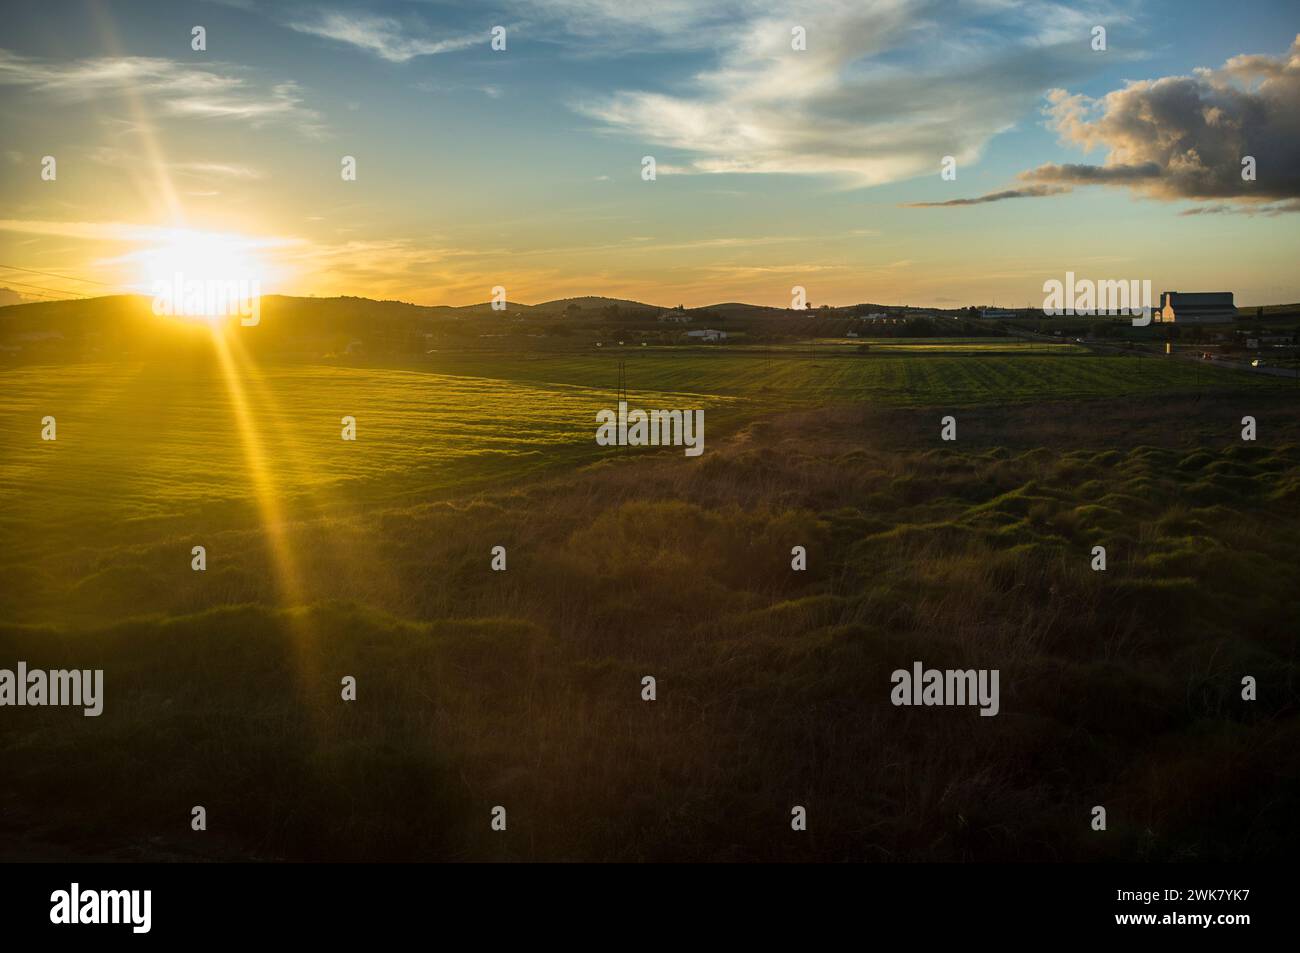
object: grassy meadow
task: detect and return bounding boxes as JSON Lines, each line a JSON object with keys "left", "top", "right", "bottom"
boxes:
{"left": 1, "top": 333, "right": 1298, "bottom": 861}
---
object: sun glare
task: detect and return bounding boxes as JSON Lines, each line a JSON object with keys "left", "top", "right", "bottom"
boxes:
{"left": 135, "top": 228, "right": 272, "bottom": 322}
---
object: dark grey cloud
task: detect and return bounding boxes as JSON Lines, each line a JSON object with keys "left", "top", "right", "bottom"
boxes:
{"left": 1181, "top": 199, "right": 1300, "bottom": 216}
{"left": 1021, "top": 35, "right": 1300, "bottom": 204}
{"left": 1022, "top": 161, "right": 1161, "bottom": 184}
{"left": 903, "top": 185, "right": 1072, "bottom": 207}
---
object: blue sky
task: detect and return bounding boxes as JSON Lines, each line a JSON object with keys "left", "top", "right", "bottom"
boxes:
{"left": 1, "top": 0, "right": 1297, "bottom": 306}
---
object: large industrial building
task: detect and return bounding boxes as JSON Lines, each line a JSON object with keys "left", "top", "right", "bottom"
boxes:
{"left": 1153, "top": 291, "right": 1237, "bottom": 324}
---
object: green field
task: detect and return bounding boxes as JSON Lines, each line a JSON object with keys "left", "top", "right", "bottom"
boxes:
{"left": 1, "top": 348, "right": 1288, "bottom": 557}
{"left": 429, "top": 347, "right": 1289, "bottom": 405}
{"left": 803, "top": 338, "right": 1092, "bottom": 353}
{"left": 0, "top": 361, "right": 736, "bottom": 531}
{"left": 2, "top": 340, "right": 1298, "bottom": 861}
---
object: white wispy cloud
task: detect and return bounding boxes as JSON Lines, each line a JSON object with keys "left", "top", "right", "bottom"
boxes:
{"left": 0, "top": 219, "right": 299, "bottom": 247}
{"left": 0, "top": 50, "right": 325, "bottom": 136}
{"left": 571, "top": 0, "right": 1126, "bottom": 186}
{"left": 170, "top": 161, "right": 265, "bottom": 180}
{"left": 517, "top": 0, "right": 761, "bottom": 50}
{"left": 288, "top": 12, "right": 482, "bottom": 62}
{"left": 413, "top": 80, "right": 505, "bottom": 99}
{"left": 86, "top": 147, "right": 264, "bottom": 181}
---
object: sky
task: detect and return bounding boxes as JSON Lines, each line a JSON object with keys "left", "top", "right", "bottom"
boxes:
{"left": 0, "top": 0, "right": 1297, "bottom": 308}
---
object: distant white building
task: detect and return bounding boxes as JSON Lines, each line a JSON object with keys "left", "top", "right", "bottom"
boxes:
{"left": 686, "top": 328, "right": 727, "bottom": 342}
{"left": 980, "top": 308, "right": 1016, "bottom": 319}
{"left": 657, "top": 310, "right": 693, "bottom": 324}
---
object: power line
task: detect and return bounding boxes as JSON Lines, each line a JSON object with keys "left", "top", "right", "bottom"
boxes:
{"left": 1, "top": 286, "right": 74, "bottom": 301}
{"left": 0, "top": 264, "right": 120, "bottom": 288}
{"left": 0, "top": 279, "right": 89, "bottom": 299}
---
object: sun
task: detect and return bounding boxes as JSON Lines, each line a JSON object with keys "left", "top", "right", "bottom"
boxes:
{"left": 135, "top": 228, "right": 271, "bottom": 322}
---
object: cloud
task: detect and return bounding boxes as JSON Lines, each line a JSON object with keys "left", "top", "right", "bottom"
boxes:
{"left": 0, "top": 218, "right": 534, "bottom": 304}
{"left": 573, "top": 0, "right": 1121, "bottom": 186}
{"left": 0, "top": 50, "right": 325, "bottom": 136}
{"left": 413, "top": 80, "right": 505, "bottom": 99}
{"left": 170, "top": 162, "right": 264, "bottom": 180}
{"left": 518, "top": 0, "right": 764, "bottom": 50}
{"left": 1016, "top": 35, "right": 1300, "bottom": 206}
{"left": 288, "top": 12, "right": 481, "bottom": 62}
{"left": 86, "top": 147, "right": 264, "bottom": 180}
{"left": 903, "top": 185, "right": 1072, "bottom": 207}
{"left": 0, "top": 218, "right": 300, "bottom": 248}
{"left": 1180, "top": 199, "right": 1300, "bottom": 216}
{"left": 1022, "top": 161, "right": 1161, "bottom": 184}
